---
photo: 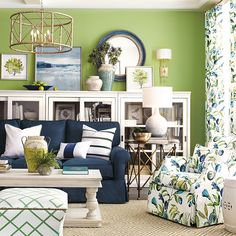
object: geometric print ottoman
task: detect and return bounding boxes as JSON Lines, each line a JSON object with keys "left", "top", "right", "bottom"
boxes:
{"left": 0, "top": 188, "right": 68, "bottom": 236}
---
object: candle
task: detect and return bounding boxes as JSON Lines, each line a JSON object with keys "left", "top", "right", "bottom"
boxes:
{"left": 36, "top": 30, "right": 40, "bottom": 42}
{"left": 30, "top": 30, "right": 34, "bottom": 42}
{"left": 47, "top": 29, "right": 51, "bottom": 41}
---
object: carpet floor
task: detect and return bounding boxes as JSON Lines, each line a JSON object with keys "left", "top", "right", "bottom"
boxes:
{"left": 63, "top": 200, "right": 234, "bottom": 236}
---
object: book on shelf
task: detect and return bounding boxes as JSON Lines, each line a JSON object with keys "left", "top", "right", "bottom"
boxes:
{"left": 0, "top": 160, "right": 8, "bottom": 165}
{"left": 13, "top": 103, "right": 23, "bottom": 120}
{"left": 63, "top": 170, "right": 89, "bottom": 175}
{"left": 63, "top": 166, "right": 89, "bottom": 175}
{"left": 63, "top": 166, "right": 88, "bottom": 171}
{"left": 0, "top": 164, "right": 10, "bottom": 171}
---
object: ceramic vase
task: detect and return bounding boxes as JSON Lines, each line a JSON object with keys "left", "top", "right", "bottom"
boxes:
{"left": 21, "top": 136, "right": 49, "bottom": 173}
{"left": 98, "top": 64, "right": 115, "bottom": 91}
{"left": 86, "top": 76, "right": 103, "bottom": 91}
{"left": 38, "top": 165, "right": 52, "bottom": 176}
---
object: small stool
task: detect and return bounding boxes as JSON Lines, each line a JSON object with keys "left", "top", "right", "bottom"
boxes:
{"left": 223, "top": 177, "right": 236, "bottom": 233}
{"left": 0, "top": 188, "right": 68, "bottom": 236}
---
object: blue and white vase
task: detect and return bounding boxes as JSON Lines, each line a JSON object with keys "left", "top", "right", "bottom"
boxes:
{"left": 98, "top": 64, "right": 115, "bottom": 91}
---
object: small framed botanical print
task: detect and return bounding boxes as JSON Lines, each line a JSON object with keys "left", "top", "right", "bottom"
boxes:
{"left": 126, "top": 66, "right": 153, "bottom": 92}
{"left": 1, "top": 54, "right": 27, "bottom": 80}
{"left": 55, "top": 103, "right": 76, "bottom": 120}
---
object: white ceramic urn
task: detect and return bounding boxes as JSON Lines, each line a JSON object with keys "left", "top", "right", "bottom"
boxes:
{"left": 86, "top": 76, "right": 103, "bottom": 91}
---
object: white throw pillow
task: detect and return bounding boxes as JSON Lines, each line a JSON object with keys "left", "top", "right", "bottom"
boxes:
{"left": 56, "top": 141, "right": 91, "bottom": 159}
{"left": 81, "top": 124, "right": 116, "bottom": 161}
{"left": 2, "top": 124, "right": 42, "bottom": 157}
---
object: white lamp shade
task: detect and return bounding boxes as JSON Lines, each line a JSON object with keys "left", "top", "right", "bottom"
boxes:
{"left": 156, "top": 49, "right": 172, "bottom": 60}
{"left": 142, "top": 87, "right": 172, "bottom": 108}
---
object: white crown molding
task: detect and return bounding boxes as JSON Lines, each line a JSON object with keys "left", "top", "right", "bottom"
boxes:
{"left": 0, "top": 0, "right": 212, "bottom": 10}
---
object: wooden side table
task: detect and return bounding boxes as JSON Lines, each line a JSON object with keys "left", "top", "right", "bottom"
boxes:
{"left": 126, "top": 138, "right": 176, "bottom": 200}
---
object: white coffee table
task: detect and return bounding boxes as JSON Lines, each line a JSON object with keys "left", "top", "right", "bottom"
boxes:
{"left": 0, "top": 168, "right": 102, "bottom": 227}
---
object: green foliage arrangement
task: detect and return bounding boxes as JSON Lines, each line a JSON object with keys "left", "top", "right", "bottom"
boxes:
{"left": 33, "top": 151, "right": 59, "bottom": 170}
{"left": 133, "top": 69, "right": 148, "bottom": 88}
{"left": 88, "top": 42, "right": 122, "bottom": 67}
{"left": 4, "top": 58, "right": 24, "bottom": 76}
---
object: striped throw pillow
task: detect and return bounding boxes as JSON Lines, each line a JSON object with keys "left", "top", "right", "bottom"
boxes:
{"left": 56, "top": 141, "right": 91, "bottom": 159}
{"left": 82, "top": 125, "right": 116, "bottom": 161}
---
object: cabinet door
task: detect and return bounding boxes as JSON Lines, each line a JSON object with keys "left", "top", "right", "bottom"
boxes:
{"left": 80, "top": 97, "right": 116, "bottom": 122}
{"left": 160, "top": 97, "right": 189, "bottom": 156}
{"left": 119, "top": 96, "right": 152, "bottom": 148}
{"left": 47, "top": 97, "right": 80, "bottom": 121}
{"left": 8, "top": 96, "right": 45, "bottom": 120}
{"left": 119, "top": 92, "right": 190, "bottom": 155}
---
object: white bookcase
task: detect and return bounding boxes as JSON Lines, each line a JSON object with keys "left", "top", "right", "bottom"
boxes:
{"left": 46, "top": 91, "right": 117, "bottom": 121}
{"left": 0, "top": 90, "right": 190, "bottom": 186}
{"left": 119, "top": 91, "right": 191, "bottom": 157}
{"left": 0, "top": 91, "right": 45, "bottom": 121}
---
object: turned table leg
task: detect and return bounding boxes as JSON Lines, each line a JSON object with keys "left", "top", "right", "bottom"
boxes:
{"left": 86, "top": 187, "right": 99, "bottom": 220}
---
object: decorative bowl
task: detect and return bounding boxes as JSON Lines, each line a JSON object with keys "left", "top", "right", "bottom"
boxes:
{"left": 132, "top": 132, "right": 152, "bottom": 143}
{"left": 23, "top": 85, "right": 52, "bottom": 90}
{"left": 24, "top": 111, "right": 37, "bottom": 120}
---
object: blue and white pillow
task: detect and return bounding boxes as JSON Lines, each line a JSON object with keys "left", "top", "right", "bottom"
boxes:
{"left": 81, "top": 125, "right": 116, "bottom": 161}
{"left": 56, "top": 141, "right": 91, "bottom": 159}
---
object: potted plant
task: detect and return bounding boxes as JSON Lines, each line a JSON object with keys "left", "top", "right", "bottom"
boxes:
{"left": 88, "top": 42, "right": 122, "bottom": 91}
{"left": 132, "top": 127, "right": 152, "bottom": 143}
{"left": 33, "top": 151, "right": 59, "bottom": 176}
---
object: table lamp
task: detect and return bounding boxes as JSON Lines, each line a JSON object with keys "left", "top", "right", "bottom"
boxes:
{"left": 142, "top": 87, "right": 172, "bottom": 137}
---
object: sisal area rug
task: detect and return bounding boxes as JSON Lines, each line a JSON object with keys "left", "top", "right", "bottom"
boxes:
{"left": 64, "top": 200, "right": 234, "bottom": 236}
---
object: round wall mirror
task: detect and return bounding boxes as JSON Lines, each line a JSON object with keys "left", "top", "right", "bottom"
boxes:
{"left": 97, "top": 30, "right": 146, "bottom": 81}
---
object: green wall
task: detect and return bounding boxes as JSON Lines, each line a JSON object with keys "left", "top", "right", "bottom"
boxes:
{"left": 0, "top": 9, "right": 205, "bottom": 152}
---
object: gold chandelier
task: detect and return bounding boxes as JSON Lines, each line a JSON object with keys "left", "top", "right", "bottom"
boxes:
{"left": 9, "top": 3, "right": 73, "bottom": 54}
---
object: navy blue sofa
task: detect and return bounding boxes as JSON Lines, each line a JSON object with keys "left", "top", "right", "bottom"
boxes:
{"left": 0, "top": 119, "right": 130, "bottom": 203}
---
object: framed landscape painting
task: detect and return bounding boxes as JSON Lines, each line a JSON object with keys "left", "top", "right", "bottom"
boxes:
{"left": 35, "top": 47, "right": 81, "bottom": 90}
{"left": 1, "top": 54, "right": 27, "bottom": 80}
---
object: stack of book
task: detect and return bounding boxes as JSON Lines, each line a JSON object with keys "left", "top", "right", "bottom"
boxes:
{"left": 63, "top": 166, "right": 89, "bottom": 175}
{"left": 0, "top": 160, "right": 11, "bottom": 172}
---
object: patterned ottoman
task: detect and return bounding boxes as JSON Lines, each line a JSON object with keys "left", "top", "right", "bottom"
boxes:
{"left": 0, "top": 188, "right": 68, "bottom": 236}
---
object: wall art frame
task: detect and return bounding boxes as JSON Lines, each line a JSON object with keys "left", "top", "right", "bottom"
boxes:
{"left": 1, "top": 54, "right": 27, "bottom": 80}
{"left": 55, "top": 103, "right": 76, "bottom": 120}
{"left": 35, "top": 47, "right": 81, "bottom": 91}
{"left": 127, "top": 103, "right": 143, "bottom": 125}
{"left": 126, "top": 66, "right": 153, "bottom": 92}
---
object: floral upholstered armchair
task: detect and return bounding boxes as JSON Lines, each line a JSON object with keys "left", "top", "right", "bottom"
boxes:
{"left": 147, "top": 136, "right": 236, "bottom": 227}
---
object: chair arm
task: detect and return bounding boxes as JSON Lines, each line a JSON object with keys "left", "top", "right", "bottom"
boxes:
{"left": 160, "top": 155, "right": 189, "bottom": 173}
{"left": 150, "top": 155, "right": 189, "bottom": 184}
{"left": 192, "top": 162, "right": 228, "bottom": 227}
{"left": 110, "top": 146, "right": 131, "bottom": 180}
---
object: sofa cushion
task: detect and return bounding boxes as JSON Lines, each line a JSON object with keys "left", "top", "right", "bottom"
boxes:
{"left": 188, "top": 144, "right": 211, "bottom": 173}
{"left": 82, "top": 124, "right": 116, "bottom": 161}
{"left": 0, "top": 119, "right": 20, "bottom": 155}
{"left": 66, "top": 120, "right": 120, "bottom": 147}
{"left": 56, "top": 141, "right": 91, "bottom": 159}
{"left": 11, "top": 158, "right": 27, "bottom": 169}
{"left": 62, "top": 157, "right": 113, "bottom": 179}
{"left": 20, "top": 120, "right": 66, "bottom": 152}
{"left": 154, "top": 171, "right": 199, "bottom": 192}
{"left": 2, "top": 124, "right": 42, "bottom": 158}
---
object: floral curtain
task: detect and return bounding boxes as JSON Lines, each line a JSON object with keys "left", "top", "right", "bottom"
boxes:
{"left": 205, "top": 0, "right": 236, "bottom": 143}
{"left": 230, "top": 0, "right": 236, "bottom": 133}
